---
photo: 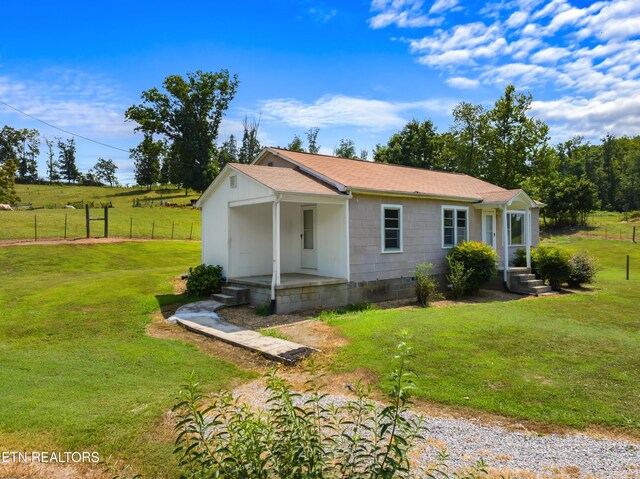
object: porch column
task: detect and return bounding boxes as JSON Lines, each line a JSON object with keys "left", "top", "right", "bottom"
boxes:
{"left": 270, "top": 199, "right": 281, "bottom": 301}
{"left": 525, "top": 209, "right": 531, "bottom": 269}
{"left": 502, "top": 207, "right": 508, "bottom": 282}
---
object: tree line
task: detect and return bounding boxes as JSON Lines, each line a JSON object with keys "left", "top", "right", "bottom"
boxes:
{"left": 0, "top": 125, "right": 119, "bottom": 203}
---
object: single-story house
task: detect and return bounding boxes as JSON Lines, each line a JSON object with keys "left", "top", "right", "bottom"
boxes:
{"left": 196, "top": 147, "right": 542, "bottom": 313}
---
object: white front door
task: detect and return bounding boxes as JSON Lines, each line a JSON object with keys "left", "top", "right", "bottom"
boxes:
{"left": 482, "top": 210, "right": 496, "bottom": 250}
{"left": 301, "top": 206, "right": 317, "bottom": 269}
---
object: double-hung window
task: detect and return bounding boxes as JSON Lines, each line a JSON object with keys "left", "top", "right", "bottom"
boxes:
{"left": 442, "top": 206, "right": 468, "bottom": 248}
{"left": 508, "top": 212, "right": 525, "bottom": 246}
{"left": 381, "top": 205, "right": 403, "bottom": 253}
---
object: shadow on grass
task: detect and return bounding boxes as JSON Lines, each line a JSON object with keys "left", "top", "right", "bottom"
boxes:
{"left": 155, "top": 293, "right": 201, "bottom": 320}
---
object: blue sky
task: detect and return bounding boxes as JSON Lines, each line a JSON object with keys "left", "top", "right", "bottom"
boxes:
{"left": 1, "top": 0, "right": 638, "bottom": 183}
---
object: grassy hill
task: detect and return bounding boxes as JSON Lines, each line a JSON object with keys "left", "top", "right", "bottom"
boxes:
{"left": 3, "top": 184, "right": 202, "bottom": 241}
{"left": 15, "top": 183, "right": 201, "bottom": 209}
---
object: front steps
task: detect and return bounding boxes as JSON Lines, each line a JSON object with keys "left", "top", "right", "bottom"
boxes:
{"left": 212, "top": 285, "right": 250, "bottom": 306}
{"left": 507, "top": 268, "right": 552, "bottom": 295}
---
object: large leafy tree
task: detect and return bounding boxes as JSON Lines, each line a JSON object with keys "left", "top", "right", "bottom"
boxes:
{"left": 334, "top": 138, "right": 358, "bottom": 159}
{"left": 447, "top": 102, "right": 486, "bottom": 177}
{"left": 482, "top": 84, "right": 550, "bottom": 189}
{"left": 125, "top": 70, "right": 239, "bottom": 191}
{"left": 0, "top": 126, "right": 40, "bottom": 183}
{"left": 0, "top": 159, "right": 19, "bottom": 204}
{"left": 373, "top": 119, "right": 442, "bottom": 169}
{"left": 131, "top": 133, "right": 163, "bottom": 188}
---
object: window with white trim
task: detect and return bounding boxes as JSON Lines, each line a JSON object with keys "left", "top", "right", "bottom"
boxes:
{"left": 442, "top": 206, "right": 468, "bottom": 248}
{"left": 382, "top": 205, "right": 403, "bottom": 252}
{"left": 508, "top": 212, "right": 525, "bottom": 246}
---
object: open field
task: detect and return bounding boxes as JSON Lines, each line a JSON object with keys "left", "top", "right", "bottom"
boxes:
{"left": 3, "top": 184, "right": 202, "bottom": 241}
{"left": 543, "top": 210, "right": 639, "bottom": 242}
{"left": 14, "top": 183, "right": 201, "bottom": 208}
{"left": 0, "top": 242, "right": 251, "bottom": 478}
{"left": 325, "top": 237, "right": 640, "bottom": 433}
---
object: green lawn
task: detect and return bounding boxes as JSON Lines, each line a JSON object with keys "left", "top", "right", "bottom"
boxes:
{"left": 326, "top": 238, "right": 640, "bottom": 433}
{"left": 543, "top": 210, "right": 639, "bottom": 242}
{"left": 0, "top": 242, "right": 250, "bottom": 477}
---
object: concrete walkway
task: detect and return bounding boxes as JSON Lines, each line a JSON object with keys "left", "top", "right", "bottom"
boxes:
{"left": 169, "top": 300, "right": 318, "bottom": 365}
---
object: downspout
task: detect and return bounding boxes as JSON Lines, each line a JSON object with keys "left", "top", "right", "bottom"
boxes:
{"left": 268, "top": 196, "right": 281, "bottom": 315}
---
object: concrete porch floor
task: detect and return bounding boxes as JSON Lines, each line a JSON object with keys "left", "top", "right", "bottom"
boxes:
{"left": 230, "top": 272, "right": 347, "bottom": 289}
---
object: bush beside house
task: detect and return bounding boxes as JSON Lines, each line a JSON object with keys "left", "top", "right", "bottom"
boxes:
{"left": 446, "top": 241, "right": 497, "bottom": 295}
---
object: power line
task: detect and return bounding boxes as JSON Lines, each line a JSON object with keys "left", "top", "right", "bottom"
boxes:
{"left": 0, "top": 98, "right": 131, "bottom": 153}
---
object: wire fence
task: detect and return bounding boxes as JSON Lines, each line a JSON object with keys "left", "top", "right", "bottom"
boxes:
{"left": 1, "top": 208, "right": 201, "bottom": 242}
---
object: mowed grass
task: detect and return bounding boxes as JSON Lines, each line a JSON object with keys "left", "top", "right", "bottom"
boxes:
{"left": 326, "top": 238, "right": 640, "bottom": 433}
{"left": 544, "top": 210, "right": 639, "bottom": 241}
{"left": 0, "top": 242, "right": 250, "bottom": 477}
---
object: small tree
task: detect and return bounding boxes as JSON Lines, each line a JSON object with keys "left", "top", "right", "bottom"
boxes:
{"left": 57, "top": 137, "right": 79, "bottom": 184}
{"left": 132, "top": 133, "right": 162, "bottom": 188}
{"left": 334, "top": 138, "right": 358, "bottom": 159}
{"left": 286, "top": 134, "right": 305, "bottom": 152}
{"left": 305, "top": 127, "right": 320, "bottom": 154}
{"left": 44, "top": 138, "right": 60, "bottom": 183}
{"left": 93, "top": 158, "right": 118, "bottom": 186}
{"left": 238, "top": 115, "right": 261, "bottom": 164}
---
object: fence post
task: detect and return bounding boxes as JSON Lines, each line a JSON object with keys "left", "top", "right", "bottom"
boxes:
{"left": 85, "top": 205, "right": 90, "bottom": 238}
{"left": 151, "top": 220, "right": 155, "bottom": 240}
{"left": 104, "top": 206, "right": 109, "bottom": 238}
{"left": 627, "top": 255, "right": 630, "bottom": 281}
{"left": 190, "top": 223, "right": 193, "bottom": 241}
{"left": 605, "top": 227, "right": 607, "bottom": 240}
{"left": 634, "top": 226, "right": 637, "bottom": 243}
{"left": 130, "top": 217, "right": 133, "bottom": 239}
{"left": 64, "top": 213, "right": 68, "bottom": 240}
{"left": 171, "top": 222, "right": 175, "bottom": 240}
{"left": 34, "top": 214, "right": 37, "bottom": 241}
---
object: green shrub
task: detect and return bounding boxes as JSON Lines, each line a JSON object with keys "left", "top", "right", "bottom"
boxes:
{"left": 415, "top": 263, "right": 441, "bottom": 306}
{"left": 446, "top": 257, "right": 473, "bottom": 299}
{"left": 514, "top": 247, "right": 538, "bottom": 274}
{"left": 185, "top": 263, "right": 223, "bottom": 297}
{"left": 536, "top": 246, "right": 571, "bottom": 291}
{"left": 568, "top": 251, "right": 598, "bottom": 287}
{"left": 447, "top": 241, "right": 497, "bottom": 294}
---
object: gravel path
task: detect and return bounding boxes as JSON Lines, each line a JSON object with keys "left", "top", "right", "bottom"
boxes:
{"left": 233, "top": 382, "right": 640, "bottom": 478}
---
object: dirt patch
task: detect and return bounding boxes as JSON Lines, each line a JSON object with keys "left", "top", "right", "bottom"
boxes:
{"left": 0, "top": 461, "right": 103, "bottom": 479}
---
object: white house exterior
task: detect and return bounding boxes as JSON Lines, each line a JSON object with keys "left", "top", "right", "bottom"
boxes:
{"left": 196, "top": 148, "right": 542, "bottom": 313}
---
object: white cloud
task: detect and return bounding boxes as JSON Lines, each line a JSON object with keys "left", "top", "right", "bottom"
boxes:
{"left": 530, "top": 46, "right": 571, "bottom": 63}
{"left": 259, "top": 94, "right": 453, "bottom": 130}
{"left": 0, "top": 69, "right": 132, "bottom": 139}
{"left": 445, "top": 76, "right": 480, "bottom": 89}
{"left": 369, "top": 0, "right": 442, "bottom": 28}
{"left": 429, "top": 0, "right": 459, "bottom": 14}
{"left": 367, "top": 0, "right": 640, "bottom": 140}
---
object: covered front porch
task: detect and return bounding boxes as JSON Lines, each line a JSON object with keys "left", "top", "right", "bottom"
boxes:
{"left": 474, "top": 189, "right": 540, "bottom": 283}
{"left": 226, "top": 193, "right": 350, "bottom": 312}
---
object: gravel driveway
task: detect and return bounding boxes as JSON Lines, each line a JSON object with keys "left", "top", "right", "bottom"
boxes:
{"left": 233, "top": 382, "right": 640, "bottom": 478}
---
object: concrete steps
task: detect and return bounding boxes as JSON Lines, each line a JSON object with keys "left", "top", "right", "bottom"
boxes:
{"left": 212, "top": 285, "right": 250, "bottom": 306}
{"left": 509, "top": 270, "right": 553, "bottom": 295}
